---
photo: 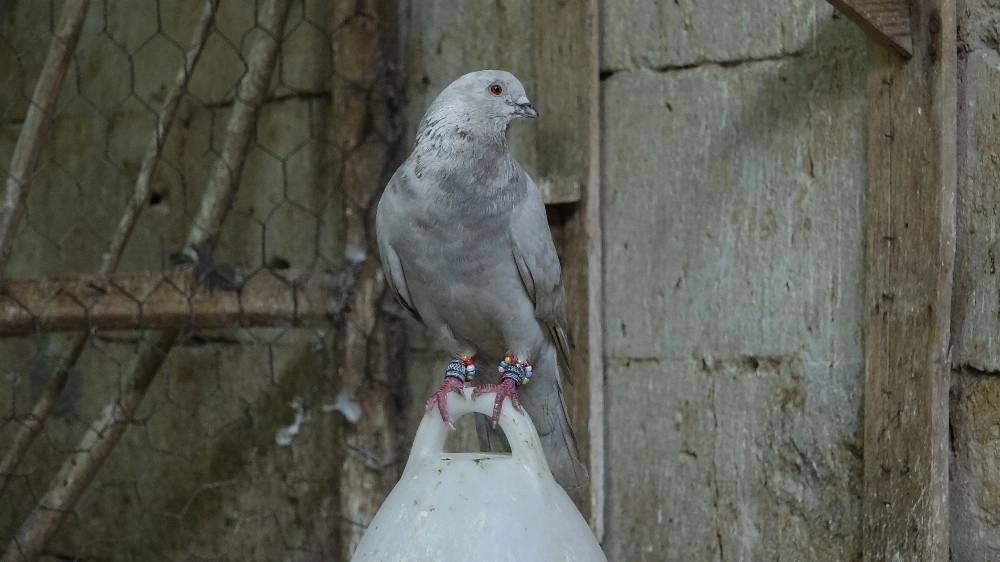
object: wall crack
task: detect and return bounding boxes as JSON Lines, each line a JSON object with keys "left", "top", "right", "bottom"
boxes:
{"left": 600, "top": 49, "right": 806, "bottom": 80}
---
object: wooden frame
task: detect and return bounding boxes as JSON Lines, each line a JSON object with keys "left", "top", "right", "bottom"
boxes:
{"left": 534, "top": 0, "right": 604, "bottom": 535}
{"left": 829, "top": 0, "right": 957, "bottom": 559}
{"left": 0, "top": 270, "right": 341, "bottom": 335}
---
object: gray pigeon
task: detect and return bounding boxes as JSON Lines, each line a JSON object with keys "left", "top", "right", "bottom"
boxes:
{"left": 375, "top": 70, "right": 587, "bottom": 490}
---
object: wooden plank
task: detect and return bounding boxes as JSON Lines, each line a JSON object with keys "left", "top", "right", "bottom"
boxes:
{"left": 330, "top": 0, "right": 408, "bottom": 558}
{"left": 536, "top": 178, "right": 582, "bottom": 205}
{"left": 862, "top": 1, "right": 955, "bottom": 560}
{"left": 827, "top": 0, "right": 913, "bottom": 57}
{"left": 534, "top": 0, "right": 603, "bottom": 536}
{"left": 0, "top": 269, "right": 340, "bottom": 335}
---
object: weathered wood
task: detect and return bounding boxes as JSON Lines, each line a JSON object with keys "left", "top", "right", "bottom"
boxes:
{"left": 536, "top": 178, "right": 582, "bottom": 205}
{"left": 862, "top": 1, "right": 955, "bottom": 559}
{"left": 331, "top": 0, "right": 407, "bottom": 558}
{"left": 0, "top": 269, "right": 340, "bottom": 335}
{"left": 827, "top": 0, "right": 913, "bottom": 57}
{"left": 534, "top": 0, "right": 603, "bottom": 534}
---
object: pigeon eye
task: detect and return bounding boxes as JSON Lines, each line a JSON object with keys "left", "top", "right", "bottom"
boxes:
{"left": 489, "top": 83, "right": 503, "bottom": 96}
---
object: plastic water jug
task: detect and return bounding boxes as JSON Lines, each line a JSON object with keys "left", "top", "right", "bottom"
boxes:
{"left": 351, "top": 387, "right": 607, "bottom": 562}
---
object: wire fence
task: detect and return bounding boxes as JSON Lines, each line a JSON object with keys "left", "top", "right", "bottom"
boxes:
{"left": 0, "top": 1, "right": 406, "bottom": 559}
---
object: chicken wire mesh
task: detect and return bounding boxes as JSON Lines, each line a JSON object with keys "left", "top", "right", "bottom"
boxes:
{"left": 0, "top": 0, "right": 405, "bottom": 559}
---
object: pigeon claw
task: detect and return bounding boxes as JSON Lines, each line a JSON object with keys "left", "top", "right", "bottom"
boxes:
{"left": 426, "top": 375, "right": 466, "bottom": 429}
{"left": 472, "top": 378, "right": 522, "bottom": 427}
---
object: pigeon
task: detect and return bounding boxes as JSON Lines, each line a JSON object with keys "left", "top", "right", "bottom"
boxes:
{"left": 375, "top": 70, "right": 587, "bottom": 489}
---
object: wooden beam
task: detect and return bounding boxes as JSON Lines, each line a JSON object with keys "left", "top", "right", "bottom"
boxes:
{"left": 536, "top": 178, "right": 583, "bottom": 205}
{"left": 534, "top": 0, "right": 603, "bottom": 536}
{"left": 330, "top": 0, "right": 408, "bottom": 558}
{"left": 862, "top": 0, "right": 955, "bottom": 560}
{"left": 827, "top": 0, "right": 913, "bottom": 58}
{"left": 0, "top": 269, "right": 342, "bottom": 335}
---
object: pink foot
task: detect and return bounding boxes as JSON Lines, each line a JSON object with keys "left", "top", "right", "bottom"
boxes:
{"left": 473, "top": 378, "right": 522, "bottom": 426}
{"left": 425, "top": 375, "right": 466, "bottom": 430}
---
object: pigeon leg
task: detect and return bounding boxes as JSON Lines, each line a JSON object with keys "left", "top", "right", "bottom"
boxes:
{"left": 473, "top": 355, "right": 533, "bottom": 426}
{"left": 426, "top": 355, "right": 477, "bottom": 429}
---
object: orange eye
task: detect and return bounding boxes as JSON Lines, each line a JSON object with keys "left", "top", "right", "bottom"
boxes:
{"left": 489, "top": 83, "right": 503, "bottom": 96}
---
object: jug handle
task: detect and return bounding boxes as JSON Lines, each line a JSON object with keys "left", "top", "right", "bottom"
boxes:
{"left": 408, "top": 387, "right": 552, "bottom": 477}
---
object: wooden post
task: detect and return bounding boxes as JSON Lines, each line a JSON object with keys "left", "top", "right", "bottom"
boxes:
{"left": 534, "top": 0, "right": 603, "bottom": 535}
{"left": 0, "top": 269, "right": 347, "bottom": 335}
{"left": 862, "top": 0, "right": 955, "bottom": 559}
{"left": 330, "top": 0, "right": 407, "bottom": 558}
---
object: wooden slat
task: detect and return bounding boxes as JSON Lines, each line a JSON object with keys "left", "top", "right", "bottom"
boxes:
{"left": 827, "top": 0, "right": 913, "bottom": 57}
{"left": 0, "top": 269, "right": 338, "bottom": 335}
{"left": 330, "top": 0, "right": 408, "bottom": 558}
{"left": 534, "top": 0, "right": 603, "bottom": 536}
{"left": 536, "top": 178, "right": 582, "bottom": 205}
{"left": 862, "top": 1, "right": 955, "bottom": 560}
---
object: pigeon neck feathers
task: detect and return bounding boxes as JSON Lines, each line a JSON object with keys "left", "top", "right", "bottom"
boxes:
{"left": 415, "top": 106, "right": 509, "bottom": 154}
{"left": 412, "top": 105, "right": 523, "bottom": 195}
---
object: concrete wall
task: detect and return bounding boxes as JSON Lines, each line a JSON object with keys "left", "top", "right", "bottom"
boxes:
{"left": 951, "top": 0, "right": 1000, "bottom": 557}
{"left": 600, "top": 4, "right": 868, "bottom": 560}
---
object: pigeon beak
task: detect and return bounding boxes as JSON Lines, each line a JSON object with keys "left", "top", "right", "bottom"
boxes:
{"left": 514, "top": 96, "right": 538, "bottom": 119}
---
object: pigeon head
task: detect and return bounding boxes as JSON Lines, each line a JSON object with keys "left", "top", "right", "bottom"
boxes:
{"left": 418, "top": 70, "right": 537, "bottom": 144}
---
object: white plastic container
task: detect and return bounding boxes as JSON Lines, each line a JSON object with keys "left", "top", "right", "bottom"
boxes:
{"left": 351, "top": 388, "right": 607, "bottom": 562}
